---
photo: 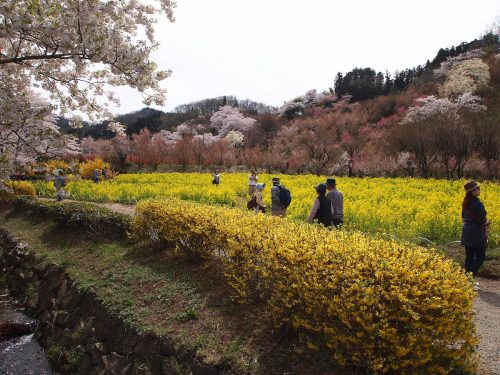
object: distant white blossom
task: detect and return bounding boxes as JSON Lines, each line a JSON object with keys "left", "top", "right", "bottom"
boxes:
{"left": 433, "top": 50, "right": 483, "bottom": 77}
{"left": 108, "top": 122, "right": 126, "bottom": 136}
{"left": 402, "top": 94, "right": 486, "bottom": 125}
{"left": 224, "top": 130, "right": 245, "bottom": 148}
{"left": 278, "top": 100, "right": 305, "bottom": 118}
{"left": 209, "top": 106, "right": 256, "bottom": 137}
{"left": 193, "top": 133, "right": 220, "bottom": 146}
{"left": 304, "top": 89, "right": 319, "bottom": 105}
{"left": 439, "top": 58, "right": 490, "bottom": 98}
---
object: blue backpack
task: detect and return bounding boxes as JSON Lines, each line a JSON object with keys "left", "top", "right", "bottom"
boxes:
{"left": 278, "top": 185, "right": 291, "bottom": 208}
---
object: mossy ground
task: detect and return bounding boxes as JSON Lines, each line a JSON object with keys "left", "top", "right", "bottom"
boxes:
{"left": 0, "top": 205, "right": 348, "bottom": 374}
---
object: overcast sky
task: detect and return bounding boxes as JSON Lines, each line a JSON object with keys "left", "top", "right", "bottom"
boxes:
{"left": 111, "top": 0, "right": 500, "bottom": 115}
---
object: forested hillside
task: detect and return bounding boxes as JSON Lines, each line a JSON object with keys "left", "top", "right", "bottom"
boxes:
{"left": 71, "top": 33, "right": 500, "bottom": 178}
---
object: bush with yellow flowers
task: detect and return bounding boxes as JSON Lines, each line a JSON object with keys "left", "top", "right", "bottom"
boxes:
{"left": 43, "top": 159, "right": 70, "bottom": 173}
{"left": 79, "top": 158, "right": 113, "bottom": 180}
{"left": 132, "top": 198, "right": 478, "bottom": 374}
{"left": 0, "top": 181, "right": 36, "bottom": 202}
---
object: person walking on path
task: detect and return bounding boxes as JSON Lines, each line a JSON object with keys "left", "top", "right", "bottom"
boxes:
{"left": 461, "top": 180, "right": 490, "bottom": 290}
{"left": 326, "top": 178, "right": 343, "bottom": 227}
{"left": 271, "top": 177, "right": 287, "bottom": 217}
{"left": 248, "top": 169, "right": 258, "bottom": 196}
{"left": 54, "top": 171, "right": 67, "bottom": 201}
{"left": 307, "top": 183, "right": 333, "bottom": 227}
{"left": 212, "top": 169, "right": 221, "bottom": 186}
{"left": 93, "top": 169, "right": 100, "bottom": 184}
{"left": 254, "top": 183, "right": 266, "bottom": 214}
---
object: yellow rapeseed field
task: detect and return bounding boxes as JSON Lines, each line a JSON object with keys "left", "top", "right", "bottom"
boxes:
{"left": 33, "top": 173, "right": 499, "bottom": 246}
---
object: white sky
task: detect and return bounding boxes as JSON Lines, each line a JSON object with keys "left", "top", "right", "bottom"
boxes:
{"left": 111, "top": 0, "right": 500, "bottom": 115}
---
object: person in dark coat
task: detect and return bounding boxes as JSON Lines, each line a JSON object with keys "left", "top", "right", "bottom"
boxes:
{"left": 307, "top": 183, "right": 333, "bottom": 227}
{"left": 461, "top": 180, "right": 490, "bottom": 289}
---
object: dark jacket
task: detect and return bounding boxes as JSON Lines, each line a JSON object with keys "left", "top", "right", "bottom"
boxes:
{"left": 54, "top": 176, "right": 66, "bottom": 190}
{"left": 461, "top": 197, "right": 487, "bottom": 248}
{"left": 314, "top": 196, "right": 333, "bottom": 227}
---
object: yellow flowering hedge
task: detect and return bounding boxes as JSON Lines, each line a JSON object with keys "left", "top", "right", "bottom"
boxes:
{"left": 0, "top": 181, "right": 36, "bottom": 202}
{"left": 132, "top": 199, "right": 478, "bottom": 374}
{"left": 79, "top": 158, "right": 111, "bottom": 180}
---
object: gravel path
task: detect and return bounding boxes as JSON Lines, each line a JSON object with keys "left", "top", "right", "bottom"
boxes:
{"left": 475, "top": 277, "right": 500, "bottom": 375}
{"left": 35, "top": 198, "right": 500, "bottom": 373}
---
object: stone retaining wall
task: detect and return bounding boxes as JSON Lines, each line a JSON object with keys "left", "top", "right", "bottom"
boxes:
{"left": 0, "top": 228, "right": 224, "bottom": 375}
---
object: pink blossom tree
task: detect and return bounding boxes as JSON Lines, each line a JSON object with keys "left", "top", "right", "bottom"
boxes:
{"left": 209, "top": 105, "right": 256, "bottom": 137}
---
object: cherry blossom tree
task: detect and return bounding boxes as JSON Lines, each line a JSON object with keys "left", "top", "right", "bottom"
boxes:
{"left": 278, "top": 100, "right": 305, "bottom": 119}
{"left": 209, "top": 105, "right": 256, "bottom": 137}
{"left": 0, "top": 71, "right": 79, "bottom": 187}
{"left": 304, "top": 89, "right": 319, "bottom": 105}
{"left": 396, "top": 93, "right": 486, "bottom": 178}
{"left": 224, "top": 130, "right": 245, "bottom": 148}
{"left": 0, "top": 0, "right": 176, "bottom": 119}
{"left": 439, "top": 58, "right": 490, "bottom": 98}
{"left": 108, "top": 122, "right": 126, "bottom": 137}
{"left": 0, "top": 0, "right": 176, "bottom": 186}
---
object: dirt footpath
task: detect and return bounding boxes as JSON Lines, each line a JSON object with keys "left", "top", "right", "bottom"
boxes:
{"left": 475, "top": 277, "right": 500, "bottom": 375}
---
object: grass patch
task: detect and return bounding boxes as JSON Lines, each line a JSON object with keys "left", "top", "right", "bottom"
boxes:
{"left": 0, "top": 206, "right": 346, "bottom": 374}
{"left": 438, "top": 243, "right": 500, "bottom": 279}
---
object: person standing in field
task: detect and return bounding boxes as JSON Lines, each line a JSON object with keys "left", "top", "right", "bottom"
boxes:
{"left": 254, "top": 183, "right": 266, "bottom": 214}
{"left": 248, "top": 169, "right": 258, "bottom": 196}
{"left": 54, "top": 170, "right": 67, "bottom": 201}
{"left": 212, "top": 169, "right": 221, "bottom": 186}
{"left": 93, "top": 169, "right": 100, "bottom": 183}
{"left": 326, "top": 178, "right": 344, "bottom": 227}
{"left": 271, "top": 177, "right": 287, "bottom": 217}
{"left": 461, "top": 180, "right": 490, "bottom": 290}
{"left": 307, "top": 183, "right": 333, "bottom": 227}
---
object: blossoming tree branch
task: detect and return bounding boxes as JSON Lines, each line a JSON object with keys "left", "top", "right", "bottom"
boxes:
{"left": 0, "top": 0, "right": 176, "bottom": 186}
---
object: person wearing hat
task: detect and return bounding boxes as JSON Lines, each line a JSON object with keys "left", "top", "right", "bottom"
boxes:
{"left": 326, "top": 178, "right": 343, "bottom": 227}
{"left": 461, "top": 180, "right": 489, "bottom": 290}
{"left": 254, "top": 183, "right": 267, "bottom": 214}
{"left": 271, "top": 177, "right": 286, "bottom": 217}
{"left": 307, "top": 183, "right": 333, "bottom": 227}
{"left": 54, "top": 170, "right": 67, "bottom": 201}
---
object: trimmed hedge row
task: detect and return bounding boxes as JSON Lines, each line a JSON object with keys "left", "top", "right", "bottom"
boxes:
{"left": 131, "top": 198, "right": 478, "bottom": 374}
{"left": 13, "top": 196, "right": 131, "bottom": 238}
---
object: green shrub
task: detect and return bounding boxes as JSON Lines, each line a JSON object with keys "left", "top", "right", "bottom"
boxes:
{"left": 14, "top": 196, "right": 131, "bottom": 238}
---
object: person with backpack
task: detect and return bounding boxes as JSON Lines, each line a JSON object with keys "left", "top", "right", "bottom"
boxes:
{"left": 271, "top": 177, "right": 290, "bottom": 217}
{"left": 54, "top": 170, "right": 67, "bottom": 201}
{"left": 326, "top": 177, "right": 344, "bottom": 227}
{"left": 307, "top": 183, "right": 333, "bottom": 227}
{"left": 461, "top": 180, "right": 490, "bottom": 290}
{"left": 92, "top": 169, "right": 100, "bottom": 183}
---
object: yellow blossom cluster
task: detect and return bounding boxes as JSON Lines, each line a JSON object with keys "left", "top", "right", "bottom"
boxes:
{"left": 0, "top": 181, "right": 36, "bottom": 202}
{"left": 132, "top": 198, "right": 478, "bottom": 374}
{"left": 33, "top": 173, "right": 499, "bottom": 246}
